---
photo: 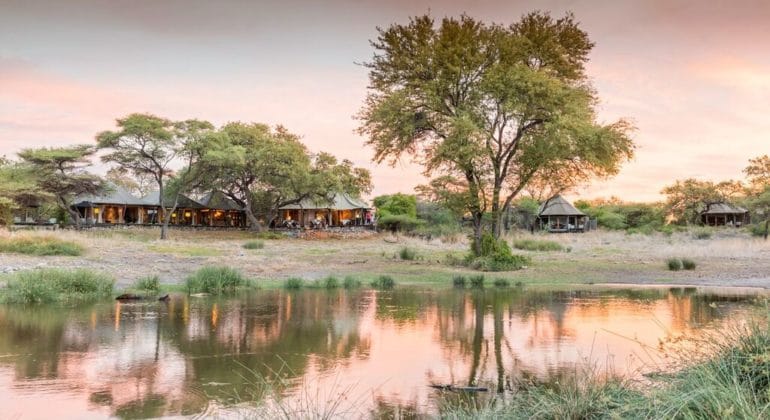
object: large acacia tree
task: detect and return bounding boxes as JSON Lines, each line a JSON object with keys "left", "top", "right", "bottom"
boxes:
{"left": 17, "top": 145, "right": 105, "bottom": 227}
{"left": 358, "top": 12, "right": 634, "bottom": 252}
{"left": 97, "top": 113, "right": 213, "bottom": 239}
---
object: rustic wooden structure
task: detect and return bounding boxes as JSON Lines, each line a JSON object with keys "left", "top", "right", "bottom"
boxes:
{"left": 700, "top": 202, "right": 750, "bottom": 227}
{"left": 537, "top": 195, "right": 587, "bottom": 233}
{"left": 278, "top": 193, "right": 372, "bottom": 228}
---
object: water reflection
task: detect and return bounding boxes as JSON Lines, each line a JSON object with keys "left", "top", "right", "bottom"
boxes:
{"left": 0, "top": 286, "right": 762, "bottom": 418}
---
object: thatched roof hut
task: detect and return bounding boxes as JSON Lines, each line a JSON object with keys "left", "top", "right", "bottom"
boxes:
{"left": 278, "top": 192, "right": 371, "bottom": 227}
{"left": 701, "top": 202, "right": 749, "bottom": 227}
{"left": 537, "top": 195, "right": 587, "bottom": 233}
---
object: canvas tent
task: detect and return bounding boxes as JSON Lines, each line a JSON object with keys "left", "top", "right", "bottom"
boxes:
{"left": 701, "top": 202, "right": 749, "bottom": 227}
{"left": 278, "top": 192, "right": 371, "bottom": 227}
{"left": 537, "top": 195, "right": 587, "bottom": 233}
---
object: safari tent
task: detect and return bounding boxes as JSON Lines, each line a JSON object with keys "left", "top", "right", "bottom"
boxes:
{"left": 278, "top": 193, "right": 372, "bottom": 228}
{"left": 537, "top": 195, "right": 587, "bottom": 233}
{"left": 700, "top": 202, "right": 750, "bottom": 227}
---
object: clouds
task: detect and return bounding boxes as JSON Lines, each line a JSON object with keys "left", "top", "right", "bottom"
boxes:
{"left": 1, "top": 0, "right": 769, "bottom": 201}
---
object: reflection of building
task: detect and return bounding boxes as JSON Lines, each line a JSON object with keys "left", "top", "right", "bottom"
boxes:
{"left": 71, "top": 185, "right": 247, "bottom": 227}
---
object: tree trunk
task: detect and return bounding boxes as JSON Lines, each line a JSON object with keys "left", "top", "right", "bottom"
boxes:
{"left": 243, "top": 194, "right": 263, "bottom": 232}
{"left": 60, "top": 196, "right": 82, "bottom": 228}
{"left": 764, "top": 219, "right": 769, "bottom": 240}
{"left": 158, "top": 180, "right": 167, "bottom": 240}
{"left": 491, "top": 183, "right": 502, "bottom": 238}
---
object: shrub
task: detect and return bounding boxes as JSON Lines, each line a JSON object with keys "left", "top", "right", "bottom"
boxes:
{"left": 377, "top": 214, "right": 423, "bottom": 232}
{"left": 1, "top": 268, "right": 114, "bottom": 304}
{"left": 185, "top": 266, "right": 247, "bottom": 295}
{"left": 133, "top": 275, "right": 160, "bottom": 293}
{"left": 493, "top": 278, "right": 510, "bottom": 287}
{"left": 466, "top": 233, "right": 530, "bottom": 272}
{"left": 596, "top": 211, "right": 627, "bottom": 230}
{"left": 323, "top": 276, "right": 339, "bottom": 289}
{"left": 255, "top": 231, "right": 285, "bottom": 240}
{"left": 399, "top": 246, "right": 418, "bottom": 260}
{"left": 667, "top": 258, "right": 682, "bottom": 271}
{"left": 469, "top": 275, "right": 485, "bottom": 288}
{"left": 243, "top": 240, "right": 265, "bottom": 250}
{"left": 285, "top": 277, "right": 304, "bottom": 289}
{"left": 513, "top": 239, "right": 564, "bottom": 252}
{"left": 452, "top": 275, "right": 467, "bottom": 288}
{"left": 749, "top": 223, "right": 769, "bottom": 238}
{"left": 693, "top": 228, "right": 713, "bottom": 240}
{"left": 370, "top": 275, "right": 395, "bottom": 289}
{"left": 681, "top": 258, "right": 697, "bottom": 270}
{"left": 0, "top": 236, "right": 83, "bottom": 256}
{"left": 342, "top": 276, "right": 361, "bottom": 289}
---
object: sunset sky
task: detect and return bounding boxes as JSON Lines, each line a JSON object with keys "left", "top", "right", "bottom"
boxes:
{"left": 1, "top": 0, "right": 768, "bottom": 202}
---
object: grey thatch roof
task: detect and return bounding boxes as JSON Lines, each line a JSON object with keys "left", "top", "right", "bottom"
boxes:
{"left": 702, "top": 202, "right": 748, "bottom": 215}
{"left": 538, "top": 195, "right": 585, "bottom": 217}
{"left": 74, "top": 184, "right": 149, "bottom": 207}
{"left": 197, "top": 191, "right": 242, "bottom": 211}
{"left": 143, "top": 191, "right": 204, "bottom": 209}
{"left": 279, "top": 193, "right": 370, "bottom": 210}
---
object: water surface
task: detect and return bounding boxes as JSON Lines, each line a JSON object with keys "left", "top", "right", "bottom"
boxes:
{"left": 0, "top": 286, "right": 763, "bottom": 418}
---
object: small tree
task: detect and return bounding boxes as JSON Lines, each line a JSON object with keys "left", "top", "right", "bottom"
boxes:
{"left": 662, "top": 178, "right": 744, "bottom": 225}
{"left": 17, "top": 145, "right": 104, "bottom": 227}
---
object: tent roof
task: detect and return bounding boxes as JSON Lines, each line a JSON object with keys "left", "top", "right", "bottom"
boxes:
{"left": 197, "top": 191, "right": 242, "bottom": 211}
{"left": 279, "top": 193, "right": 370, "bottom": 210}
{"left": 538, "top": 195, "right": 586, "bottom": 217}
{"left": 73, "top": 184, "right": 149, "bottom": 207}
{"left": 142, "top": 191, "right": 204, "bottom": 209}
{"left": 702, "top": 202, "right": 748, "bottom": 215}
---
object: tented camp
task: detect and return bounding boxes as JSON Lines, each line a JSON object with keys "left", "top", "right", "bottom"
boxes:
{"left": 71, "top": 186, "right": 248, "bottom": 227}
{"left": 278, "top": 193, "right": 372, "bottom": 228}
{"left": 537, "top": 195, "right": 587, "bottom": 233}
{"left": 700, "top": 202, "right": 750, "bottom": 227}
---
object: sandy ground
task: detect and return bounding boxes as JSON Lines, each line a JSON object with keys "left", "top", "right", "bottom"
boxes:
{"left": 1, "top": 227, "right": 769, "bottom": 289}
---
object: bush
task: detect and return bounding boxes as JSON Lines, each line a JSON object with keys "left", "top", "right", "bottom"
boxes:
{"left": 255, "top": 231, "right": 285, "bottom": 240}
{"left": 370, "top": 275, "right": 395, "bottom": 289}
{"left": 285, "top": 277, "right": 304, "bottom": 289}
{"left": 343, "top": 276, "right": 361, "bottom": 289}
{"left": 243, "top": 240, "right": 265, "bottom": 250}
{"left": 1, "top": 268, "right": 114, "bottom": 304}
{"left": 323, "top": 276, "right": 339, "bottom": 289}
{"left": 467, "top": 233, "right": 530, "bottom": 272}
{"left": 0, "top": 236, "right": 83, "bottom": 256}
{"left": 667, "top": 258, "right": 682, "bottom": 271}
{"left": 133, "top": 275, "right": 160, "bottom": 293}
{"left": 693, "top": 228, "right": 713, "bottom": 240}
{"left": 513, "top": 238, "right": 564, "bottom": 252}
{"left": 185, "top": 266, "right": 247, "bottom": 295}
{"left": 469, "top": 275, "right": 485, "bottom": 288}
{"left": 681, "top": 258, "right": 697, "bottom": 270}
{"left": 377, "top": 214, "right": 423, "bottom": 232}
{"left": 596, "top": 211, "right": 627, "bottom": 230}
{"left": 452, "top": 275, "right": 467, "bottom": 288}
{"left": 749, "top": 223, "right": 769, "bottom": 238}
{"left": 399, "top": 246, "right": 418, "bottom": 260}
{"left": 493, "top": 278, "right": 510, "bottom": 287}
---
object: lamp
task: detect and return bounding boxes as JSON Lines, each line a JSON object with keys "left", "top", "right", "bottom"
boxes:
{"left": 93, "top": 208, "right": 100, "bottom": 214}
{"left": 184, "top": 211, "right": 191, "bottom": 217}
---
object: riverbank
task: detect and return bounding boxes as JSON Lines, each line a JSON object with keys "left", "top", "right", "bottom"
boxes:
{"left": 1, "top": 227, "right": 769, "bottom": 289}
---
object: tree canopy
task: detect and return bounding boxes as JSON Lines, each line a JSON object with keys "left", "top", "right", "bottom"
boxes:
{"left": 358, "top": 12, "right": 634, "bottom": 251}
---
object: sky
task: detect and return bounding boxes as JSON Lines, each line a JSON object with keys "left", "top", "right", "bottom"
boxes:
{"left": 1, "top": 0, "right": 769, "bottom": 202}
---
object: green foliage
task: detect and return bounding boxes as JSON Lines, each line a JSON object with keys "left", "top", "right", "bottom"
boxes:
{"left": 133, "top": 275, "right": 160, "bottom": 293}
{"left": 285, "top": 277, "right": 304, "bottom": 289}
{"left": 414, "top": 200, "right": 462, "bottom": 238}
{"left": 370, "top": 275, "right": 396, "bottom": 289}
{"left": 1, "top": 269, "right": 114, "bottom": 304}
{"left": 377, "top": 214, "right": 423, "bottom": 232}
{"left": 243, "top": 240, "right": 265, "bottom": 250}
{"left": 322, "top": 276, "right": 339, "bottom": 289}
{"left": 597, "top": 211, "right": 627, "bottom": 230}
{"left": 469, "top": 275, "right": 485, "bottom": 288}
{"left": 452, "top": 275, "right": 467, "bottom": 288}
{"left": 373, "top": 193, "right": 417, "bottom": 218}
{"left": 681, "top": 258, "right": 697, "bottom": 270}
{"left": 254, "top": 231, "right": 285, "bottom": 240}
{"left": 513, "top": 238, "right": 564, "bottom": 252}
{"left": 667, "top": 258, "right": 682, "bottom": 271}
{"left": 0, "top": 236, "right": 83, "bottom": 256}
{"left": 493, "top": 278, "right": 510, "bottom": 287}
{"left": 343, "top": 276, "right": 362, "bottom": 289}
{"left": 185, "top": 266, "right": 247, "bottom": 295}
{"left": 662, "top": 178, "right": 744, "bottom": 225}
{"left": 467, "top": 233, "right": 530, "bottom": 271}
{"left": 398, "top": 246, "right": 418, "bottom": 260}
{"left": 748, "top": 222, "right": 769, "bottom": 238}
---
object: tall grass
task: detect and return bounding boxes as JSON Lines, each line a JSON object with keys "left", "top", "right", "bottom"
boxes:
{"left": 398, "top": 246, "right": 418, "bottom": 260}
{"left": 185, "top": 266, "right": 247, "bottom": 294}
{"left": 0, "top": 235, "right": 83, "bottom": 256}
{"left": 285, "top": 277, "right": 304, "bottom": 289}
{"left": 132, "top": 275, "right": 160, "bottom": 293}
{"left": 0, "top": 268, "right": 114, "bottom": 304}
{"left": 370, "top": 275, "right": 396, "bottom": 289}
{"left": 343, "top": 276, "right": 362, "bottom": 289}
{"left": 243, "top": 240, "right": 265, "bottom": 250}
{"left": 452, "top": 275, "right": 467, "bottom": 288}
{"left": 667, "top": 258, "right": 683, "bottom": 271}
{"left": 513, "top": 238, "right": 564, "bottom": 252}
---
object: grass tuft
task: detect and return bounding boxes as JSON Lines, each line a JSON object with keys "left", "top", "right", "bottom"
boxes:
{"left": 185, "top": 266, "right": 247, "bottom": 294}
{"left": 681, "top": 258, "right": 697, "bottom": 270}
{"left": 493, "top": 278, "right": 510, "bottom": 287}
{"left": 0, "top": 235, "right": 83, "bottom": 256}
{"left": 469, "top": 275, "right": 485, "bottom": 288}
{"left": 133, "top": 275, "right": 160, "bottom": 293}
{"left": 667, "top": 258, "right": 683, "bottom": 271}
{"left": 370, "top": 275, "right": 396, "bottom": 290}
{"left": 1, "top": 268, "right": 113, "bottom": 304}
{"left": 243, "top": 240, "right": 265, "bottom": 250}
{"left": 692, "top": 227, "right": 713, "bottom": 240}
{"left": 452, "top": 275, "right": 467, "bottom": 288}
{"left": 399, "top": 246, "right": 418, "bottom": 260}
{"left": 343, "top": 276, "right": 362, "bottom": 289}
{"left": 513, "top": 238, "right": 564, "bottom": 252}
{"left": 285, "top": 277, "right": 304, "bottom": 289}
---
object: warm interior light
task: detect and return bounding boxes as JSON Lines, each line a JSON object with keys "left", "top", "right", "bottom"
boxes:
{"left": 184, "top": 212, "right": 191, "bottom": 217}
{"left": 93, "top": 208, "right": 100, "bottom": 214}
